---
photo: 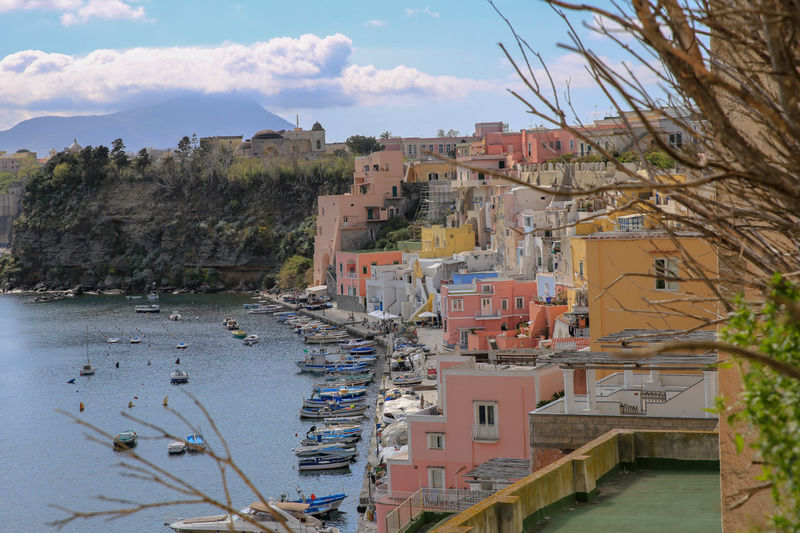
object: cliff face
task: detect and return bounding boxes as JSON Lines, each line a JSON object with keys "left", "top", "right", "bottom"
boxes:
{"left": 12, "top": 178, "right": 292, "bottom": 290}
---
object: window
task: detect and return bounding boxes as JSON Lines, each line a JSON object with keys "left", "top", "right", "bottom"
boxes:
{"left": 515, "top": 296, "right": 525, "bottom": 309}
{"left": 364, "top": 165, "right": 369, "bottom": 172}
{"left": 438, "top": 144, "right": 444, "bottom": 154}
{"left": 427, "top": 433, "right": 445, "bottom": 450}
{"left": 498, "top": 160, "right": 505, "bottom": 169}
{"left": 481, "top": 284, "right": 493, "bottom": 294}
{"left": 570, "top": 139, "right": 574, "bottom": 150}
{"left": 654, "top": 258, "right": 679, "bottom": 290}
{"left": 618, "top": 215, "right": 644, "bottom": 231}
{"left": 478, "top": 172, "right": 485, "bottom": 180}
{"left": 362, "top": 266, "right": 367, "bottom": 275}
{"left": 555, "top": 140, "right": 562, "bottom": 150}
{"left": 316, "top": 140, "right": 321, "bottom": 149}
{"left": 501, "top": 299, "right": 508, "bottom": 311}
{"left": 579, "top": 260, "right": 584, "bottom": 279}
{"left": 473, "top": 401, "right": 498, "bottom": 441}
{"left": 451, "top": 298, "right": 463, "bottom": 312}
{"left": 428, "top": 467, "right": 445, "bottom": 489}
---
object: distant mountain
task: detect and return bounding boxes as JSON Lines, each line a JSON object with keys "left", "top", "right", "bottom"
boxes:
{"left": 0, "top": 94, "right": 295, "bottom": 155}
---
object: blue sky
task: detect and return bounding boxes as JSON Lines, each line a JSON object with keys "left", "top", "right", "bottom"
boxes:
{"left": 0, "top": 0, "right": 633, "bottom": 141}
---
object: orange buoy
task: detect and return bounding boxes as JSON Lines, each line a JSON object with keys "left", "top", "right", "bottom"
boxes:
{"left": 162, "top": 395, "right": 168, "bottom": 406}
{"left": 79, "top": 402, "right": 85, "bottom": 412}
{"left": 128, "top": 401, "right": 134, "bottom": 408}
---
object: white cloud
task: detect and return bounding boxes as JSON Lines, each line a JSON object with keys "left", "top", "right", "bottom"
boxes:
{"left": 0, "top": 34, "right": 495, "bottom": 114}
{"left": 406, "top": 6, "right": 439, "bottom": 18}
{"left": 363, "top": 19, "right": 386, "bottom": 27}
{"left": 0, "top": 0, "right": 146, "bottom": 24}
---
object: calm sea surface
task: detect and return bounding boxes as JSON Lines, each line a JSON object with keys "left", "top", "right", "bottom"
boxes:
{"left": 0, "top": 293, "right": 375, "bottom": 532}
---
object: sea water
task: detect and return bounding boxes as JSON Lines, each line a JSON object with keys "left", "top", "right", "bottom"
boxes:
{"left": 0, "top": 293, "right": 375, "bottom": 532}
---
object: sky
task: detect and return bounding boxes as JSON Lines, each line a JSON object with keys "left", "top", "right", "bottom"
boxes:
{"left": 0, "top": 0, "right": 639, "bottom": 142}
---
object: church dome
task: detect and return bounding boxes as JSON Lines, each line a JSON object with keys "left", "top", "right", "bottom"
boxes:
{"left": 311, "top": 121, "right": 324, "bottom": 131}
{"left": 253, "top": 129, "right": 283, "bottom": 140}
{"left": 68, "top": 138, "right": 82, "bottom": 153}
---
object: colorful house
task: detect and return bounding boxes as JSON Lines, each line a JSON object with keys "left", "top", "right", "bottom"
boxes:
{"left": 376, "top": 354, "right": 564, "bottom": 533}
{"left": 313, "top": 151, "right": 405, "bottom": 285}
{"left": 441, "top": 275, "right": 537, "bottom": 348}
{"left": 418, "top": 224, "right": 475, "bottom": 258}
{"left": 335, "top": 249, "right": 402, "bottom": 311}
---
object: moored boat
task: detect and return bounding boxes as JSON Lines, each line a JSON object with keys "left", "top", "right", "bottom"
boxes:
{"left": 113, "top": 429, "right": 137, "bottom": 449}
{"left": 298, "top": 456, "right": 350, "bottom": 471}
{"left": 291, "top": 493, "right": 347, "bottom": 517}
{"left": 134, "top": 304, "right": 160, "bottom": 313}
{"left": 176, "top": 342, "right": 188, "bottom": 349}
{"left": 243, "top": 334, "right": 259, "bottom": 345}
{"left": 170, "top": 369, "right": 189, "bottom": 384}
{"left": 168, "top": 440, "right": 186, "bottom": 454}
{"left": 130, "top": 336, "right": 142, "bottom": 344}
{"left": 231, "top": 330, "right": 247, "bottom": 339}
{"left": 169, "top": 311, "right": 182, "bottom": 321}
{"left": 185, "top": 433, "right": 206, "bottom": 452}
{"left": 167, "top": 500, "right": 339, "bottom": 532}
{"left": 299, "top": 403, "right": 368, "bottom": 419}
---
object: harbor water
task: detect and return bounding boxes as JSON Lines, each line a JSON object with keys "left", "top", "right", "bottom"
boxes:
{"left": 0, "top": 293, "right": 378, "bottom": 532}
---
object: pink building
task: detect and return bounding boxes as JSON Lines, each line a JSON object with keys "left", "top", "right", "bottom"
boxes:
{"left": 376, "top": 354, "right": 563, "bottom": 533}
{"left": 335, "top": 250, "right": 402, "bottom": 299}
{"left": 441, "top": 275, "right": 538, "bottom": 348}
{"left": 313, "top": 151, "right": 405, "bottom": 285}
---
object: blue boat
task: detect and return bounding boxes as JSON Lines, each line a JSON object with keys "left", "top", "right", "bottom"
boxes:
{"left": 185, "top": 434, "right": 206, "bottom": 452}
{"left": 349, "top": 346, "right": 375, "bottom": 355}
{"left": 291, "top": 492, "right": 347, "bottom": 516}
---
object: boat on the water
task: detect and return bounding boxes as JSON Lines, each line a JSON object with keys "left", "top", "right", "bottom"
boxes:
{"left": 298, "top": 456, "right": 350, "bottom": 471}
{"left": 148, "top": 289, "right": 159, "bottom": 302}
{"left": 292, "top": 442, "right": 356, "bottom": 457}
{"left": 185, "top": 434, "right": 206, "bottom": 452}
{"left": 80, "top": 357, "right": 96, "bottom": 376}
{"left": 169, "top": 311, "right": 182, "bottom": 321}
{"left": 130, "top": 336, "right": 142, "bottom": 344}
{"left": 232, "top": 330, "right": 247, "bottom": 339}
{"left": 290, "top": 493, "right": 347, "bottom": 517}
{"left": 337, "top": 339, "right": 376, "bottom": 348}
{"left": 107, "top": 337, "right": 119, "bottom": 343}
{"left": 134, "top": 304, "right": 160, "bottom": 313}
{"left": 176, "top": 342, "right": 188, "bottom": 349}
{"left": 113, "top": 429, "right": 137, "bottom": 449}
{"left": 299, "top": 403, "right": 368, "bottom": 419}
{"left": 243, "top": 334, "right": 259, "bottom": 346}
{"left": 168, "top": 440, "right": 187, "bottom": 454}
{"left": 167, "top": 500, "right": 339, "bottom": 532}
{"left": 170, "top": 369, "right": 189, "bottom": 384}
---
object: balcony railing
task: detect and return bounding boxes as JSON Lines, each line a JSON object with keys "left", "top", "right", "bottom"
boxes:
{"left": 474, "top": 310, "right": 501, "bottom": 319}
{"left": 385, "top": 488, "right": 497, "bottom": 533}
{"left": 472, "top": 423, "right": 499, "bottom": 441}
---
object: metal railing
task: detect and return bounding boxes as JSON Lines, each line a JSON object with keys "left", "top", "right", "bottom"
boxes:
{"left": 385, "top": 488, "right": 496, "bottom": 533}
{"left": 472, "top": 423, "right": 500, "bottom": 441}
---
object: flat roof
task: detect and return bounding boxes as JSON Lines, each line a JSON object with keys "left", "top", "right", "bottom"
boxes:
{"left": 547, "top": 350, "right": 717, "bottom": 368}
{"left": 528, "top": 468, "right": 721, "bottom": 533}
{"left": 596, "top": 329, "right": 716, "bottom": 346}
{"left": 464, "top": 458, "right": 530, "bottom": 482}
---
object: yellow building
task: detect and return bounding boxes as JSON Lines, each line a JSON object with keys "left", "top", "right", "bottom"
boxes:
{"left": 580, "top": 230, "right": 717, "bottom": 349}
{"left": 404, "top": 160, "right": 457, "bottom": 183}
{"left": 418, "top": 224, "right": 475, "bottom": 258}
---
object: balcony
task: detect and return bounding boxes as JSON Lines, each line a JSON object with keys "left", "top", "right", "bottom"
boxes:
{"left": 472, "top": 423, "right": 499, "bottom": 442}
{"left": 474, "top": 310, "right": 501, "bottom": 319}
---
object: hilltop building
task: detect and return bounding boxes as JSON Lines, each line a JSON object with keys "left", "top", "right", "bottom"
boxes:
{"left": 236, "top": 122, "right": 326, "bottom": 159}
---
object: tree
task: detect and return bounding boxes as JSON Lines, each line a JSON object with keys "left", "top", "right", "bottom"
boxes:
{"left": 110, "top": 138, "right": 129, "bottom": 177}
{"left": 490, "top": 0, "right": 800, "bottom": 528}
{"left": 345, "top": 135, "right": 383, "bottom": 155}
{"left": 134, "top": 148, "right": 150, "bottom": 177}
{"left": 380, "top": 130, "right": 392, "bottom": 139}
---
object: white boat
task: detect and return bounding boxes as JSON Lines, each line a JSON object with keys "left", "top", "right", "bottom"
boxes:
{"left": 168, "top": 440, "right": 186, "bottom": 454}
{"left": 148, "top": 290, "right": 159, "bottom": 302}
{"left": 176, "top": 342, "right": 188, "bottom": 349}
{"left": 297, "top": 456, "right": 351, "bottom": 471}
{"left": 134, "top": 304, "right": 160, "bottom": 313}
{"left": 243, "top": 334, "right": 259, "bottom": 346}
{"left": 130, "top": 336, "right": 142, "bottom": 344}
{"left": 80, "top": 327, "right": 96, "bottom": 375}
{"left": 170, "top": 369, "right": 189, "bottom": 384}
{"left": 107, "top": 337, "right": 119, "bottom": 343}
{"left": 169, "top": 311, "right": 182, "bottom": 321}
{"left": 167, "top": 500, "right": 339, "bottom": 532}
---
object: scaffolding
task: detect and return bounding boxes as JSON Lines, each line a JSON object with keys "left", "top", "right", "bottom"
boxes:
{"left": 412, "top": 181, "right": 457, "bottom": 230}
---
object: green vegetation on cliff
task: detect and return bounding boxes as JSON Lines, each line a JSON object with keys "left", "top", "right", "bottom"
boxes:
{"left": 5, "top": 138, "right": 353, "bottom": 291}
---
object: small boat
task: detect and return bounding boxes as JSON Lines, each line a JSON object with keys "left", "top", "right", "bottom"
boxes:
{"left": 243, "top": 334, "right": 259, "bottom": 346}
{"left": 130, "top": 336, "right": 142, "bottom": 344}
{"left": 226, "top": 320, "right": 239, "bottom": 330}
{"left": 170, "top": 369, "right": 189, "bottom": 384}
{"left": 107, "top": 337, "right": 119, "bottom": 343}
{"left": 167, "top": 500, "right": 339, "bottom": 532}
{"left": 392, "top": 373, "right": 423, "bottom": 386}
{"left": 292, "top": 443, "right": 356, "bottom": 457}
{"left": 303, "top": 396, "right": 367, "bottom": 409}
{"left": 231, "top": 330, "right": 247, "bottom": 339}
{"left": 113, "top": 429, "right": 137, "bottom": 449}
{"left": 168, "top": 440, "right": 187, "bottom": 454}
{"left": 148, "top": 290, "right": 159, "bottom": 302}
{"left": 338, "top": 339, "right": 376, "bottom": 348}
{"left": 186, "top": 434, "right": 206, "bottom": 452}
{"left": 169, "top": 311, "right": 182, "bottom": 321}
{"left": 176, "top": 342, "right": 188, "bottom": 349}
{"left": 242, "top": 303, "right": 261, "bottom": 309}
{"left": 304, "top": 332, "right": 349, "bottom": 344}
{"left": 291, "top": 492, "right": 347, "bottom": 517}
{"left": 80, "top": 359, "right": 96, "bottom": 376}
{"left": 298, "top": 456, "right": 351, "bottom": 471}
{"left": 349, "top": 346, "right": 375, "bottom": 355}
{"left": 299, "top": 403, "right": 368, "bottom": 419}
{"left": 134, "top": 304, "right": 160, "bottom": 313}
{"left": 222, "top": 316, "right": 234, "bottom": 325}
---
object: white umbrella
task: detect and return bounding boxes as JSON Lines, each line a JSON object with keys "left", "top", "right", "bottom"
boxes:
{"left": 418, "top": 311, "right": 437, "bottom": 318}
{"left": 369, "top": 310, "right": 399, "bottom": 320}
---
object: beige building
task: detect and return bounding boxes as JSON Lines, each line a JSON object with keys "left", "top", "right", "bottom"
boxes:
{"left": 237, "top": 122, "right": 326, "bottom": 159}
{"left": 0, "top": 150, "right": 38, "bottom": 174}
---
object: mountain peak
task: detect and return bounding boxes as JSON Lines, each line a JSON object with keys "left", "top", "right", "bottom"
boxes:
{"left": 0, "top": 94, "right": 295, "bottom": 155}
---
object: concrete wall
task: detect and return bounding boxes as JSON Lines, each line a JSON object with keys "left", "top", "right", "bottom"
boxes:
{"left": 431, "top": 429, "right": 719, "bottom": 533}
{"left": 530, "top": 410, "right": 718, "bottom": 469}
{"left": 336, "top": 293, "right": 365, "bottom": 313}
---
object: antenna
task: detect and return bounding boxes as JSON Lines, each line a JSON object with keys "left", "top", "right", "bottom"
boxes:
{"left": 296, "top": 114, "right": 299, "bottom": 128}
